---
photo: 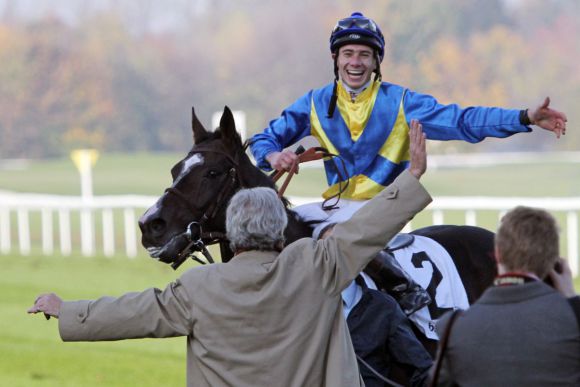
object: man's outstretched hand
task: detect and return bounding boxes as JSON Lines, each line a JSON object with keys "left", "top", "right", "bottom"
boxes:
{"left": 409, "top": 119, "right": 427, "bottom": 180}
{"left": 528, "top": 97, "right": 568, "bottom": 138}
{"left": 28, "top": 293, "right": 62, "bottom": 319}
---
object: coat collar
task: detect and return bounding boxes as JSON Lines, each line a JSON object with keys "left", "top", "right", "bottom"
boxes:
{"left": 477, "top": 280, "right": 557, "bottom": 304}
{"left": 229, "top": 250, "right": 279, "bottom": 265}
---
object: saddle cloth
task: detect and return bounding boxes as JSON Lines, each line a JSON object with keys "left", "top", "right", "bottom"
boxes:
{"left": 294, "top": 200, "right": 469, "bottom": 340}
{"left": 391, "top": 234, "right": 469, "bottom": 340}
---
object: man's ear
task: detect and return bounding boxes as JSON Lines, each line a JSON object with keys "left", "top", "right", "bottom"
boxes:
{"left": 494, "top": 246, "right": 504, "bottom": 265}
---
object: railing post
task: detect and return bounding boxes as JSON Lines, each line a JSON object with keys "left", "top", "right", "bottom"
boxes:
{"left": 58, "top": 209, "right": 72, "bottom": 256}
{"left": 41, "top": 208, "right": 54, "bottom": 255}
{"left": 432, "top": 210, "right": 444, "bottom": 225}
{"left": 102, "top": 208, "right": 115, "bottom": 257}
{"left": 17, "top": 208, "right": 30, "bottom": 255}
{"left": 124, "top": 208, "right": 137, "bottom": 258}
{"left": 465, "top": 210, "right": 477, "bottom": 226}
{"left": 0, "top": 207, "right": 10, "bottom": 254}
{"left": 80, "top": 208, "right": 94, "bottom": 257}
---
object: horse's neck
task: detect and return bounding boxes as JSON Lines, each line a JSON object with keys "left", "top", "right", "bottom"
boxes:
{"left": 237, "top": 153, "right": 313, "bottom": 244}
{"left": 284, "top": 210, "right": 313, "bottom": 245}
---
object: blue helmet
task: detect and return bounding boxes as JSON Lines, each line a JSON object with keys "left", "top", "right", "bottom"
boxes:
{"left": 329, "top": 12, "right": 385, "bottom": 61}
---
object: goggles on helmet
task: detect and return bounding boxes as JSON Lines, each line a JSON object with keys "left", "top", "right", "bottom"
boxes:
{"left": 332, "top": 17, "right": 380, "bottom": 35}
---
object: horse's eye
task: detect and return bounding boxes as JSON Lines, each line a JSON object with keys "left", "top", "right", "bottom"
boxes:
{"left": 207, "top": 170, "right": 219, "bottom": 178}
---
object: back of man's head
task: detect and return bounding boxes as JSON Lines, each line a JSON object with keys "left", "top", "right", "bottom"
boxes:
{"left": 226, "top": 187, "right": 288, "bottom": 252}
{"left": 495, "top": 206, "right": 559, "bottom": 279}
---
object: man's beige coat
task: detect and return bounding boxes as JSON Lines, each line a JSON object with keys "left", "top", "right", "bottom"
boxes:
{"left": 59, "top": 171, "right": 431, "bottom": 386}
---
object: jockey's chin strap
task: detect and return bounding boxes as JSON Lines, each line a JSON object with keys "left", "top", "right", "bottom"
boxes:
{"left": 164, "top": 146, "right": 243, "bottom": 270}
{"left": 271, "top": 146, "right": 349, "bottom": 210}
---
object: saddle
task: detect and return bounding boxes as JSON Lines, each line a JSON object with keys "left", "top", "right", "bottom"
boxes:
{"left": 385, "top": 233, "right": 415, "bottom": 252}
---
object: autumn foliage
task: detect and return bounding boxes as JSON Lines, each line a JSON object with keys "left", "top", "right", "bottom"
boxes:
{"left": 0, "top": 0, "right": 577, "bottom": 158}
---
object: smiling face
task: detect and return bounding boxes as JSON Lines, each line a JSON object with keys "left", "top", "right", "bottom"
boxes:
{"left": 334, "top": 44, "right": 377, "bottom": 89}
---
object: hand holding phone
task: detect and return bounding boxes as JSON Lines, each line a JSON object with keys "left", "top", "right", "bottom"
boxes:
{"left": 548, "top": 258, "right": 577, "bottom": 298}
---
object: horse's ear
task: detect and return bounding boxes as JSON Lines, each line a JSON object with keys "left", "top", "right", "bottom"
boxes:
{"left": 192, "top": 107, "right": 209, "bottom": 144}
{"left": 219, "top": 106, "right": 243, "bottom": 153}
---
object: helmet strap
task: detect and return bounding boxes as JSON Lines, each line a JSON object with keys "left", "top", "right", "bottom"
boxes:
{"left": 374, "top": 51, "right": 382, "bottom": 82}
{"left": 327, "top": 55, "right": 339, "bottom": 118}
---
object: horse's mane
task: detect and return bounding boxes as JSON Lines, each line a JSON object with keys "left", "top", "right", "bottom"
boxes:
{"left": 206, "top": 129, "right": 291, "bottom": 208}
{"left": 213, "top": 130, "right": 320, "bottom": 235}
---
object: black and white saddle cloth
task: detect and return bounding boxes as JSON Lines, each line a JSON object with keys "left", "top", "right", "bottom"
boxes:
{"left": 387, "top": 234, "right": 469, "bottom": 340}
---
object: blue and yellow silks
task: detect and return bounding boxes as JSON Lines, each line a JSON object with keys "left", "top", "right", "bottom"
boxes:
{"left": 310, "top": 80, "right": 410, "bottom": 200}
{"left": 249, "top": 80, "right": 530, "bottom": 201}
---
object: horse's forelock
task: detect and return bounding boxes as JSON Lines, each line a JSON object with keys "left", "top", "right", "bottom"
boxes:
{"left": 189, "top": 128, "right": 293, "bottom": 210}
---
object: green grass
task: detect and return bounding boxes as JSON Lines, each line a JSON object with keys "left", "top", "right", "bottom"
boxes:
{"left": 2, "top": 152, "right": 579, "bottom": 197}
{"left": 1, "top": 253, "right": 189, "bottom": 387}
{"left": 2, "top": 251, "right": 580, "bottom": 387}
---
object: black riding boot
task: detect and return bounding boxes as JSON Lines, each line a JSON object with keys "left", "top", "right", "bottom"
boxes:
{"left": 365, "top": 250, "right": 431, "bottom": 316}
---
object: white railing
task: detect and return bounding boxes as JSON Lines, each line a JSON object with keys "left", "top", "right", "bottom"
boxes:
{"left": 0, "top": 192, "right": 156, "bottom": 259}
{"left": 1, "top": 192, "right": 578, "bottom": 277}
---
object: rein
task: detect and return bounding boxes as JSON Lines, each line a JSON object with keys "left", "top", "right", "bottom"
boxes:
{"left": 271, "top": 146, "right": 324, "bottom": 197}
{"left": 271, "top": 146, "right": 350, "bottom": 210}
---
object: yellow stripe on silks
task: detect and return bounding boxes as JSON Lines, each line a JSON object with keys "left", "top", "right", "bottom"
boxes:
{"left": 322, "top": 174, "right": 385, "bottom": 200}
{"left": 378, "top": 93, "right": 410, "bottom": 163}
{"left": 336, "top": 80, "right": 381, "bottom": 141}
{"left": 322, "top": 91, "right": 410, "bottom": 201}
{"left": 310, "top": 99, "right": 339, "bottom": 156}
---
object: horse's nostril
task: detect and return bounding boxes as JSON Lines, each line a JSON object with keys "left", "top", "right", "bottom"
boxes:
{"left": 150, "top": 218, "right": 166, "bottom": 235}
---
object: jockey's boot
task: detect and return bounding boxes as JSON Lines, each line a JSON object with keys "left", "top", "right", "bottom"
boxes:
{"left": 366, "top": 250, "right": 431, "bottom": 316}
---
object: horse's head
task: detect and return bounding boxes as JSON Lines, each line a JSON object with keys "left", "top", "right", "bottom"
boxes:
{"left": 138, "top": 106, "right": 250, "bottom": 265}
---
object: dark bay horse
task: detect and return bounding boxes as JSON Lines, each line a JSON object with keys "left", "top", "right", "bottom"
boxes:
{"left": 138, "top": 106, "right": 497, "bottom": 356}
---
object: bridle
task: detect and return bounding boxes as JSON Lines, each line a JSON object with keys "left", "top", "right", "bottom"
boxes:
{"left": 162, "top": 144, "right": 348, "bottom": 270}
{"left": 163, "top": 145, "right": 243, "bottom": 269}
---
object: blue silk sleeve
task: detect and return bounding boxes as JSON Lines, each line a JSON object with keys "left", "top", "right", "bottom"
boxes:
{"left": 403, "top": 89, "right": 532, "bottom": 143}
{"left": 250, "top": 91, "right": 314, "bottom": 171}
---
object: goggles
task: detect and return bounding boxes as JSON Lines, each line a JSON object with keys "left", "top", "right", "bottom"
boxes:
{"left": 332, "top": 17, "right": 380, "bottom": 35}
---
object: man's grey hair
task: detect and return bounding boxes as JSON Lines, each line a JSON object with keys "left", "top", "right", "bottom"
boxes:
{"left": 226, "top": 187, "right": 288, "bottom": 252}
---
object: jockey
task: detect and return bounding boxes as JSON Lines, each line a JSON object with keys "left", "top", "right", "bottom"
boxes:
{"left": 249, "top": 12, "right": 568, "bottom": 315}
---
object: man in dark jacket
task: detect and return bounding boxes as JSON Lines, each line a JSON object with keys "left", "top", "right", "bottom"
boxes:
{"left": 432, "top": 206, "right": 580, "bottom": 386}
{"left": 347, "top": 275, "right": 432, "bottom": 387}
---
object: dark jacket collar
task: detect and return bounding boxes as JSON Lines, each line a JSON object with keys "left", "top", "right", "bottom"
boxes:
{"left": 478, "top": 280, "right": 559, "bottom": 304}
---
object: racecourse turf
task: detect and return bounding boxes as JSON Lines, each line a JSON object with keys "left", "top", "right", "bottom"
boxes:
{"left": 3, "top": 252, "right": 580, "bottom": 387}
{"left": 1, "top": 253, "right": 188, "bottom": 387}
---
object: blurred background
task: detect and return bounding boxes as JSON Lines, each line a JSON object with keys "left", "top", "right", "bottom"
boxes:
{"left": 0, "top": 0, "right": 578, "bottom": 159}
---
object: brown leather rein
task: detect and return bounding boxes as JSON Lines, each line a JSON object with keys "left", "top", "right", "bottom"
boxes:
{"left": 271, "top": 146, "right": 349, "bottom": 211}
{"left": 271, "top": 146, "right": 327, "bottom": 198}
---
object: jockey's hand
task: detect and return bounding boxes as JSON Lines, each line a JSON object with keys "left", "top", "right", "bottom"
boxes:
{"left": 28, "top": 293, "right": 62, "bottom": 319}
{"left": 408, "top": 119, "right": 427, "bottom": 180}
{"left": 528, "top": 97, "right": 568, "bottom": 138}
{"left": 266, "top": 150, "right": 300, "bottom": 173}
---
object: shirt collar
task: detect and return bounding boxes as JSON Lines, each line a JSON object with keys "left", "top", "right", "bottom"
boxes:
{"left": 341, "top": 79, "right": 372, "bottom": 97}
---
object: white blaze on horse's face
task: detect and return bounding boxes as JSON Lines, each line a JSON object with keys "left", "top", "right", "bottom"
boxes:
{"left": 173, "top": 153, "right": 204, "bottom": 186}
{"left": 140, "top": 152, "right": 205, "bottom": 229}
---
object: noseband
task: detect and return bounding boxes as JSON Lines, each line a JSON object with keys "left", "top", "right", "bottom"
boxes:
{"left": 163, "top": 146, "right": 243, "bottom": 269}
